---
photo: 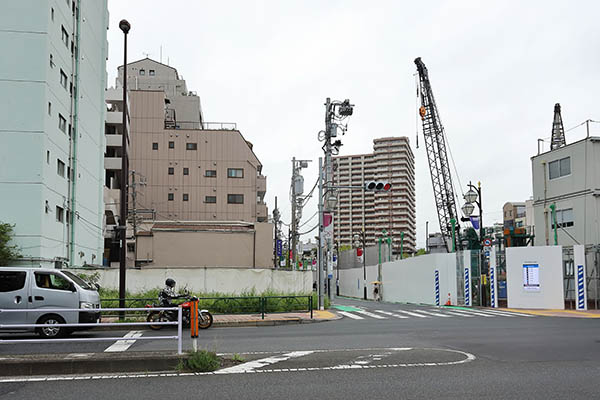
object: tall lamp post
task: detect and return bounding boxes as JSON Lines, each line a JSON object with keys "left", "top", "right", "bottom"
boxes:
{"left": 354, "top": 231, "right": 367, "bottom": 300}
{"left": 462, "top": 181, "right": 484, "bottom": 306}
{"left": 118, "top": 19, "right": 130, "bottom": 317}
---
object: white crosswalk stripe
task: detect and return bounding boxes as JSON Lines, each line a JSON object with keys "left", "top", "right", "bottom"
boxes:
{"left": 394, "top": 309, "right": 429, "bottom": 318}
{"left": 372, "top": 310, "right": 409, "bottom": 319}
{"left": 337, "top": 307, "right": 536, "bottom": 321}
{"left": 338, "top": 311, "right": 364, "bottom": 320}
{"left": 354, "top": 309, "right": 387, "bottom": 319}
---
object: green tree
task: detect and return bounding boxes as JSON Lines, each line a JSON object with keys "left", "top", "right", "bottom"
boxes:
{"left": 0, "top": 222, "right": 21, "bottom": 266}
{"left": 415, "top": 248, "right": 427, "bottom": 256}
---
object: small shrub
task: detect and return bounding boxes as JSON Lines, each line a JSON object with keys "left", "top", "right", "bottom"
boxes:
{"left": 182, "top": 350, "right": 220, "bottom": 372}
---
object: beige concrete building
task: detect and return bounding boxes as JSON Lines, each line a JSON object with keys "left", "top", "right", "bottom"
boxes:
{"left": 332, "top": 137, "right": 416, "bottom": 254}
{"left": 109, "top": 58, "right": 270, "bottom": 268}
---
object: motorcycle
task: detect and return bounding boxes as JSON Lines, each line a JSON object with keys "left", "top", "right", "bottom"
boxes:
{"left": 146, "top": 294, "right": 213, "bottom": 330}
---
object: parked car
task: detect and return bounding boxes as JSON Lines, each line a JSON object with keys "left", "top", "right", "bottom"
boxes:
{"left": 0, "top": 268, "right": 100, "bottom": 338}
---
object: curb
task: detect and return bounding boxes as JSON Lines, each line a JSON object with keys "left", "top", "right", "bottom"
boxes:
{"left": 0, "top": 352, "right": 184, "bottom": 377}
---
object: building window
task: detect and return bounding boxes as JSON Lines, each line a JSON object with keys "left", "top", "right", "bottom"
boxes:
{"left": 152, "top": 142, "right": 158, "bottom": 150}
{"left": 186, "top": 143, "right": 197, "bottom": 150}
{"left": 168, "top": 167, "right": 174, "bottom": 175}
{"left": 48, "top": 102, "right": 52, "bottom": 115}
{"left": 56, "top": 206, "right": 64, "bottom": 223}
{"left": 552, "top": 208, "right": 574, "bottom": 229}
{"left": 57, "top": 159, "right": 65, "bottom": 177}
{"left": 169, "top": 141, "right": 174, "bottom": 149}
{"left": 149, "top": 69, "right": 155, "bottom": 76}
{"left": 183, "top": 193, "right": 189, "bottom": 201}
{"left": 168, "top": 193, "right": 174, "bottom": 201}
{"left": 227, "top": 194, "right": 244, "bottom": 204}
{"left": 60, "top": 69, "right": 68, "bottom": 89}
{"left": 205, "top": 170, "right": 217, "bottom": 177}
{"left": 61, "top": 26, "right": 68, "bottom": 47}
{"left": 139, "top": 69, "right": 145, "bottom": 76}
{"left": 227, "top": 168, "right": 244, "bottom": 178}
{"left": 58, "top": 114, "right": 67, "bottom": 133}
{"left": 205, "top": 196, "right": 217, "bottom": 204}
{"left": 183, "top": 167, "right": 189, "bottom": 175}
{"left": 549, "top": 157, "right": 571, "bottom": 180}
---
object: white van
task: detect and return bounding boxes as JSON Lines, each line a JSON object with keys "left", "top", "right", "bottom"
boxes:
{"left": 0, "top": 268, "right": 101, "bottom": 338}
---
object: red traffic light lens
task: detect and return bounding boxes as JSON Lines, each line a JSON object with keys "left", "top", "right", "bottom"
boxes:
{"left": 383, "top": 183, "right": 391, "bottom": 191}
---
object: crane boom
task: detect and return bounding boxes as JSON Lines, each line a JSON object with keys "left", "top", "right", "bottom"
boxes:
{"left": 414, "top": 57, "right": 460, "bottom": 252}
{"left": 550, "top": 103, "right": 566, "bottom": 150}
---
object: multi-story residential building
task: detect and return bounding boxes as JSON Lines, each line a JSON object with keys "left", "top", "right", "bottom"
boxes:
{"left": 0, "top": 1, "right": 109, "bottom": 268}
{"left": 332, "top": 137, "right": 416, "bottom": 254}
{"left": 103, "top": 87, "right": 129, "bottom": 266}
{"left": 531, "top": 136, "right": 600, "bottom": 246}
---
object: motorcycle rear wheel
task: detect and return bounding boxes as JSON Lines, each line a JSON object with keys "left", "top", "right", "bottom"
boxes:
{"left": 147, "top": 311, "right": 168, "bottom": 330}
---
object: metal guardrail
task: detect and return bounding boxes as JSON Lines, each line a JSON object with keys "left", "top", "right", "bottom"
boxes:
{"left": 0, "top": 307, "right": 184, "bottom": 354}
{"left": 100, "top": 295, "right": 314, "bottom": 320}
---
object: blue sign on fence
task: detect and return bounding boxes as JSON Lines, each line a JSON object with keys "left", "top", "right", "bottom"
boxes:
{"left": 577, "top": 264, "right": 585, "bottom": 309}
{"left": 498, "top": 281, "right": 507, "bottom": 298}
{"left": 276, "top": 240, "right": 282, "bottom": 257}
{"left": 434, "top": 270, "right": 440, "bottom": 306}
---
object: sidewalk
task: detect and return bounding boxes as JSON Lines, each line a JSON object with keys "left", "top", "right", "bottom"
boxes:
{"left": 101, "top": 310, "right": 339, "bottom": 328}
{"left": 501, "top": 308, "right": 600, "bottom": 318}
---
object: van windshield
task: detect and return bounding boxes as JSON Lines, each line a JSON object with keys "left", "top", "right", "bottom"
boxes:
{"left": 62, "top": 271, "right": 95, "bottom": 291}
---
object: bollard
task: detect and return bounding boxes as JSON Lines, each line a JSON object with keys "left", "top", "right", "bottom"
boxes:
{"left": 190, "top": 298, "right": 198, "bottom": 352}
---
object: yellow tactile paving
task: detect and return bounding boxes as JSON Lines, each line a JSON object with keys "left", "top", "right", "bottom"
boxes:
{"left": 504, "top": 308, "right": 600, "bottom": 318}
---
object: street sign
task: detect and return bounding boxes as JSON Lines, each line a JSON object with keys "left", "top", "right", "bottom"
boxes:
{"left": 276, "top": 240, "right": 282, "bottom": 257}
{"left": 483, "top": 238, "right": 492, "bottom": 247}
{"left": 484, "top": 250, "right": 490, "bottom": 257}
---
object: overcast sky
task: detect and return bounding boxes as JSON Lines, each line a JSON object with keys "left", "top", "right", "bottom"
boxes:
{"left": 106, "top": 0, "right": 600, "bottom": 248}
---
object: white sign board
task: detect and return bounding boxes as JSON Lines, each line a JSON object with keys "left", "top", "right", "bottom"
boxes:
{"left": 522, "top": 263, "right": 540, "bottom": 292}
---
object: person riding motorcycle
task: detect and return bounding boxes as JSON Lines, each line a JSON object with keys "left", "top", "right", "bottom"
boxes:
{"left": 159, "top": 278, "right": 185, "bottom": 307}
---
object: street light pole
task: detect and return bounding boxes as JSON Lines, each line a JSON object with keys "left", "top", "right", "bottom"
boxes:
{"left": 118, "top": 19, "right": 130, "bottom": 318}
{"left": 361, "top": 231, "right": 367, "bottom": 300}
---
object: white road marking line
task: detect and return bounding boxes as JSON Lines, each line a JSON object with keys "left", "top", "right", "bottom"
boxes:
{"left": 214, "top": 351, "right": 314, "bottom": 374}
{"left": 443, "top": 311, "right": 474, "bottom": 317}
{"left": 353, "top": 309, "right": 387, "bottom": 319}
{"left": 338, "top": 311, "right": 364, "bottom": 320}
{"left": 481, "top": 309, "right": 535, "bottom": 317}
{"left": 394, "top": 309, "right": 429, "bottom": 318}
{"left": 412, "top": 310, "right": 452, "bottom": 317}
{"left": 104, "top": 331, "right": 143, "bottom": 352}
{"left": 0, "top": 348, "right": 476, "bottom": 383}
{"left": 373, "top": 310, "right": 409, "bottom": 319}
{"left": 446, "top": 309, "right": 494, "bottom": 317}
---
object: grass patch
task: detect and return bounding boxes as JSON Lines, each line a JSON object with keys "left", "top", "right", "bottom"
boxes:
{"left": 178, "top": 350, "right": 220, "bottom": 372}
{"left": 232, "top": 353, "right": 245, "bottom": 362}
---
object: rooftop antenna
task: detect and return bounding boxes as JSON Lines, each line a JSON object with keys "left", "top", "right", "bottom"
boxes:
{"left": 142, "top": 52, "right": 151, "bottom": 59}
{"left": 550, "top": 103, "right": 566, "bottom": 150}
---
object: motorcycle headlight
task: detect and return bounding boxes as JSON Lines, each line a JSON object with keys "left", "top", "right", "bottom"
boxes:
{"left": 80, "top": 302, "right": 94, "bottom": 309}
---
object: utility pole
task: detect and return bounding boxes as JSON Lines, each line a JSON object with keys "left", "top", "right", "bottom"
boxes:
{"left": 273, "top": 196, "right": 279, "bottom": 268}
{"left": 131, "top": 171, "right": 137, "bottom": 268}
{"left": 291, "top": 157, "right": 297, "bottom": 269}
{"left": 317, "top": 157, "right": 324, "bottom": 310}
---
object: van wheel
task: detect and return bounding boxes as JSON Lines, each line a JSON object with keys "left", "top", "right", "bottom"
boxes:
{"left": 37, "top": 315, "right": 68, "bottom": 339}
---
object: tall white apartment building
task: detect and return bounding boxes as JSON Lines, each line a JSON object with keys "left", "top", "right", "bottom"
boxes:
{"left": 332, "top": 137, "right": 416, "bottom": 254}
{"left": 0, "top": 1, "right": 109, "bottom": 267}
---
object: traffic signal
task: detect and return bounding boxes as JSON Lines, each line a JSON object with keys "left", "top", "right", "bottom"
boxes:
{"left": 356, "top": 248, "right": 363, "bottom": 257}
{"left": 365, "top": 181, "right": 391, "bottom": 192}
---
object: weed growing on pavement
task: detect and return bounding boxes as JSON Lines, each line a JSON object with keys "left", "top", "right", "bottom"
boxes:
{"left": 232, "top": 353, "right": 245, "bottom": 362}
{"left": 179, "top": 350, "right": 220, "bottom": 372}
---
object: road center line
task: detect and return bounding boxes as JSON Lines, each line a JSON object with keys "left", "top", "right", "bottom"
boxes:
{"left": 104, "top": 331, "right": 143, "bottom": 353}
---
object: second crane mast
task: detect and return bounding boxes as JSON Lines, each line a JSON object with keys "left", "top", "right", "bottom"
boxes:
{"left": 414, "top": 57, "right": 461, "bottom": 252}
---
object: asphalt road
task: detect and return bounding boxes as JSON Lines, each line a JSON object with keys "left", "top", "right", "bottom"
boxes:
{"left": 1, "top": 298, "right": 599, "bottom": 399}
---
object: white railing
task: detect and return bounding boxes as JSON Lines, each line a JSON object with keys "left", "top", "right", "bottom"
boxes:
{"left": 0, "top": 307, "right": 184, "bottom": 354}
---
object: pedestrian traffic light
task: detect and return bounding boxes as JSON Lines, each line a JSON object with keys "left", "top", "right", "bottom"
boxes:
{"left": 365, "top": 181, "right": 391, "bottom": 192}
